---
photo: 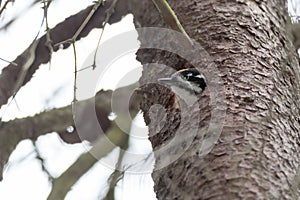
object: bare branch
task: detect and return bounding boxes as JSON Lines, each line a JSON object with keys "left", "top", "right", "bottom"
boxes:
{"left": 93, "top": 0, "right": 118, "bottom": 69}
{"left": 72, "top": 43, "right": 78, "bottom": 102}
{"left": 151, "top": 0, "right": 192, "bottom": 43}
{"left": 0, "top": 0, "right": 11, "bottom": 17}
{"left": 0, "top": 57, "right": 17, "bottom": 66}
{"left": 54, "top": 0, "right": 104, "bottom": 47}
{"left": 103, "top": 149, "right": 126, "bottom": 200}
{"left": 47, "top": 122, "right": 130, "bottom": 200}
{"left": 0, "top": 82, "right": 140, "bottom": 181}
{"left": 0, "top": 0, "right": 130, "bottom": 108}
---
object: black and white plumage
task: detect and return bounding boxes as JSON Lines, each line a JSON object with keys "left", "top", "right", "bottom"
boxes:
{"left": 158, "top": 68, "right": 207, "bottom": 104}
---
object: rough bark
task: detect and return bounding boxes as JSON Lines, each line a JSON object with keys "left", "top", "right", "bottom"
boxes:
{"left": 132, "top": 0, "right": 300, "bottom": 199}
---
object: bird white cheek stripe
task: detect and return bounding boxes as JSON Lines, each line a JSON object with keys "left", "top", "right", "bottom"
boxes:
{"left": 195, "top": 74, "right": 205, "bottom": 79}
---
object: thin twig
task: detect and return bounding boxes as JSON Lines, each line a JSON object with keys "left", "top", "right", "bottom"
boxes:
{"left": 33, "top": 141, "right": 54, "bottom": 181}
{"left": 76, "top": 65, "right": 93, "bottom": 72}
{"left": 0, "top": 57, "right": 17, "bottom": 66}
{"left": 54, "top": 0, "right": 104, "bottom": 47}
{"left": 0, "top": 0, "right": 11, "bottom": 17}
{"left": 42, "top": 0, "right": 53, "bottom": 69}
{"left": 92, "top": 24, "right": 106, "bottom": 69}
{"left": 72, "top": 43, "right": 78, "bottom": 102}
{"left": 103, "top": 149, "right": 126, "bottom": 200}
{"left": 92, "top": 0, "right": 105, "bottom": 69}
{"left": 151, "top": 0, "right": 193, "bottom": 44}
{"left": 33, "top": 1, "right": 50, "bottom": 42}
{"left": 92, "top": 0, "right": 118, "bottom": 69}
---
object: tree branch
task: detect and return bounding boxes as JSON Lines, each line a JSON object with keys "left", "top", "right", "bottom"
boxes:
{"left": 0, "top": 0, "right": 11, "bottom": 17}
{"left": 47, "top": 94, "right": 138, "bottom": 200}
{"left": 0, "top": 90, "right": 109, "bottom": 181}
{"left": 0, "top": 82, "right": 140, "bottom": 181}
{"left": 0, "top": 0, "right": 130, "bottom": 108}
{"left": 47, "top": 122, "right": 129, "bottom": 200}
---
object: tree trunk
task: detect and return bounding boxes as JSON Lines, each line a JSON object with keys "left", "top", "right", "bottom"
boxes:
{"left": 132, "top": 0, "right": 300, "bottom": 199}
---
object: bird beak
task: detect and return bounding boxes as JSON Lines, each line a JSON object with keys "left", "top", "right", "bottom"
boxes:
{"left": 158, "top": 77, "right": 173, "bottom": 84}
{"left": 158, "top": 78, "right": 175, "bottom": 86}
